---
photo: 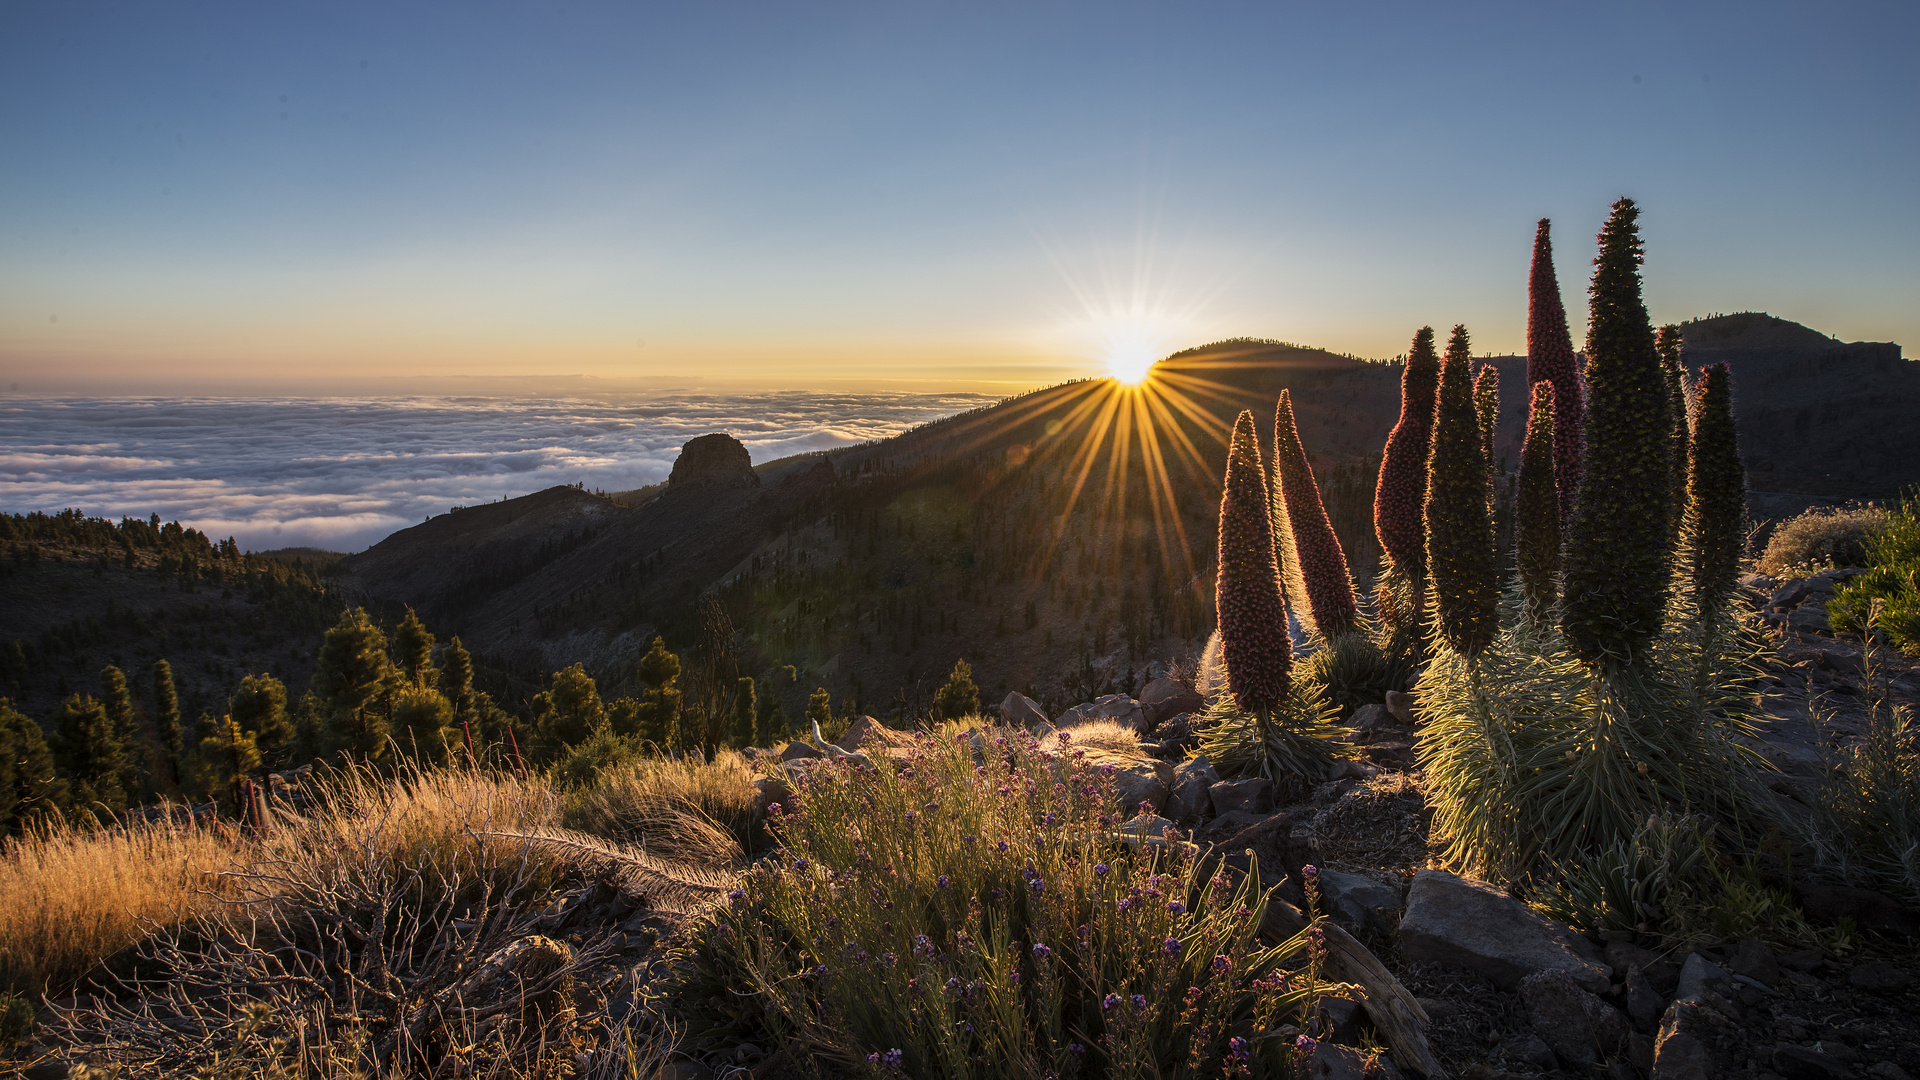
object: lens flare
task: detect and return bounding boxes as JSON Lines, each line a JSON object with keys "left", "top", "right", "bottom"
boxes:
{"left": 1107, "top": 343, "right": 1155, "bottom": 384}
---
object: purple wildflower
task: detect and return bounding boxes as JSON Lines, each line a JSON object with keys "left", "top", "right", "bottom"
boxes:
{"left": 727, "top": 889, "right": 746, "bottom": 903}
{"left": 1163, "top": 936, "right": 1181, "bottom": 955}
{"left": 1130, "top": 994, "right": 1147, "bottom": 1010}
{"left": 1296, "top": 1034, "right": 1318, "bottom": 1058}
{"left": 1032, "top": 943, "right": 1052, "bottom": 959}
{"left": 1094, "top": 862, "right": 1111, "bottom": 877}
{"left": 1102, "top": 993, "right": 1122, "bottom": 1011}
{"left": 1167, "top": 901, "right": 1186, "bottom": 915}
{"left": 1212, "top": 954, "right": 1232, "bottom": 973}
{"left": 936, "top": 875, "right": 951, "bottom": 889}
{"left": 793, "top": 858, "right": 809, "bottom": 872}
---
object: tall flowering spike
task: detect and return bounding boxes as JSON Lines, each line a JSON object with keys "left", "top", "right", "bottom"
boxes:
{"left": 1375, "top": 326, "right": 1442, "bottom": 581}
{"left": 1688, "top": 363, "right": 1746, "bottom": 617}
{"left": 1656, "top": 324, "right": 1690, "bottom": 539}
{"left": 1473, "top": 363, "right": 1501, "bottom": 518}
{"left": 1216, "top": 410, "right": 1292, "bottom": 712}
{"left": 1561, "top": 198, "right": 1674, "bottom": 669}
{"left": 1272, "top": 390, "right": 1359, "bottom": 638}
{"left": 1527, "top": 218, "right": 1585, "bottom": 528}
{"left": 1425, "top": 325, "right": 1500, "bottom": 658}
{"left": 1517, "top": 381, "right": 1562, "bottom": 621}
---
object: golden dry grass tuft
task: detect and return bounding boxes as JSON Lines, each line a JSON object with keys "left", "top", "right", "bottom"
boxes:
{"left": 1037, "top": 718, "right": 1145, "bottom": 756}
{"left": 563, "top": 750, "right": 761, "bottom": 865}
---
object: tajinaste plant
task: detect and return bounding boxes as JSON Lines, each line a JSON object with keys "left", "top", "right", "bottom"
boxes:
{"left": 1217, "top": 410, "right": 1292, "bottom": 713}
{"left": 1425, "top": 325, "right": 1499, "bottom": 660}
{"left": 1656, "top": 323, "right": 1691, "bottom": 541}
{"left": 1272, "top": 390, "right": 1359, "bottom": 639}
{"left": 1374, "top": 327, "right": 1442, "bottom": 587}
{"left": 1527, "top": 218, "right": 1585, "bottom": 530}
{"left": 1516, "top": 381, "right": 1562, "bottom": 623}
{"left": 1686, "top": 363, "right": 1745, "bottom": 622}
{"left": 1473, "top": 363, "right": 1501, "bottom": 521}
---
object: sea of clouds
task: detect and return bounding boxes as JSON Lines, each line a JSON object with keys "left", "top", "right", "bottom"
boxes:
{"left": 0, "top": 391, "right": 991, "bottom": 553}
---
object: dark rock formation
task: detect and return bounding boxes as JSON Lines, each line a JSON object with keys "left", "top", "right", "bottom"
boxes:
{"left": 669, "top": 433, "right": 759, "bottom": 489}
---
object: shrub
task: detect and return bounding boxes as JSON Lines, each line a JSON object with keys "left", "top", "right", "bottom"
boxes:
{"left": 675, "top": 727, "right": 1338, "bottom": 1078}
{"left": 933, "top": 659, "right": 982, "bottom": 723}
{"left": 563, "top": 750, "right": 763, "bottom": 865}
{"left": 1759, "top": 504, "right": 1888, "bottom": 576}
{"left": 1531, "top": 812, "right": 1712, "bottom": 936}
{"left": 1796, "top": 643, "right": 1920, "bottom": 907}
{"left": 1825, "top": 494, "right": 1920, "bottom": 651}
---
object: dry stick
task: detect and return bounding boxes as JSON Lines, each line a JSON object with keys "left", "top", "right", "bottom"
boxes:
{"left": 1261, "top": 890, "right": 1446, "bottom": 1080}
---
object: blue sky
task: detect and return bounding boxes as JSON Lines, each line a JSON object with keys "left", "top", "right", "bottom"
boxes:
{"left": 2, "top": 1, "right": 1914, "bottom": 390}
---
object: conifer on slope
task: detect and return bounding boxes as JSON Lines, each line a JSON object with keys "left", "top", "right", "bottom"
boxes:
{"left": 1561, "top": 198, "right": 1674, "bottom": 669}
{"left": 1527, "top": 218, "right": 1585, "bottom": 527}
{"left": 1272, "top": 390, "right": 1359, "bottom": 639}
{"left": 1217, "top": 410, "right": 1292, "bottom": 712}
{"left": 1656, "top": 324, "right": 1691, "bottom": 538}
{"left": 1517, "top": 381, "right": 1562, "bottom": 622}
{"left": 1688, "top": 363, "right": 1746, "bottom": 618}
{"left": 151, "top": 659, "right": 182, "bottom": 785}
{"left": 1375, "top": 327, "right": 1442, "bottom": 582}
{"left": 1425, "top": 325, "right": 1500, "bottom": 659}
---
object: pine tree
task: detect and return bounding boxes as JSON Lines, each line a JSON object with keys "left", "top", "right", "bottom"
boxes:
{"left": 392, "top": 608, "right": 435, "bottom": 688}
{"left": 97, "top": 665, "right": 146, "bottom": 800}
{"left": 151, "top": 659, "right": 183, "bottom": 788}
{"left": 805, "top": 687, "right": 833, "bottom": 736}
{"left": 54, "top": 693, "right": 130, "bottom": 814}
{"left": 1687, "top": 363, "right": 1746, "bottom": 619}
{"left": 1425, "top": 325, "right": 1500, "bottom": 659}
{"left": 437, "top": 636, "right": 474, "bottom": 716}
{"left": 1656, "top": 324, "right": 1691, "bottom": 539}
{"left": 1561, "top": 198, "right": 1674, "bottom": 669}
{"left": 932, "top": 658, "right": 981, "bottom": 722}
{"left": 533, "top": 664, "right": 606, "bottom": 752}
{"left": 393, "top": 686, "right": 456, "bottom": 765}
{"left": 1527, "top": 218, "right": 1585, "bottom": 528}
{"left": 1375, "top": 327, "right": 1442, "bottom": 584}
{"left": 190, "top": 713, "right": 259, "bottom": 812}
{"left": 1, "top": 699, "right": 65, "bottom": 831}
{"left": 1517, "top": 381, "right": 1562, "bottom": 622}
{"left": 730, "top": 676, "right": 758, "bottom": 748}
{"left": 1216, "top": 410, "right": 1292, "bottom": 713}
{"left": 631, "top": 637, "right": 684, "bottom": 748}
{"left": 1473, "top": 364, "right": 1501, "bottom": 519}
{"left": 1271, "top": 390, "right": 1358, "bottom": 638}
{"left": 314, "top": 607, "right": 393, "bottom": 759}
{"left": 230, "top": 673, "right": 293, "bottom": 765}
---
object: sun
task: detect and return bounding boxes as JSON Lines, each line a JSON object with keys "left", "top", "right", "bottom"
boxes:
{"left": 1106, "top": 341, "right": 1155, "bottom": 385}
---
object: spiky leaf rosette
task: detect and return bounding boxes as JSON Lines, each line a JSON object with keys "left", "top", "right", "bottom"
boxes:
{"left": 1375, "top": 326, "right": 1441, "bottom": 582}
{"left": 1517, "top": 380, "right": 1562, "bottom": 622}
{"left": 1216, "top": 410, "right": 1292, "bottom": 712}
{"left": 1426, "top": 325, "right": 1500, "bottom": 659}
{"left": 1272, "top": 390, "right": 1359, "bottom": 638}
{"left": 1656, "top": 324, "right": 1690, "bottom": 540}
{"left": 1527, "top": 218, "right": 1585, "bottom": 528}
{"left": 1473, "top": 364, "right": 1501, "bottom": 519}
{"left": 1687, "top": 363, "right": 1745, "bottom": 618}
{"left": 1561, "top": 198, "right": 1675, "bottom": 670}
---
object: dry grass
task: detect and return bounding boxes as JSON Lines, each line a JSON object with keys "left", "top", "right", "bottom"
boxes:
{"left": 0, "top": 814, "right": 244, "bottom": 995}
{"left": 1036, "top": 717, "right": 1143, "bottom": 755}
{"left": 563, "top": 750, "right": 761, "bottom": 864}
{"left": 1759, "top": 503, "right": 1887, "bottom": 575}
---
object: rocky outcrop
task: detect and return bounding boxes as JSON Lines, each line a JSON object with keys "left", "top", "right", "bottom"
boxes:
{"left": 1520, "top": 968, "right": 1629, "bottom": 1068}
{"left": 669, "top": 433, "right": 760, "bottom": 489}
{"left": 1054, "top": 694, "right": 1147, "bottom": 733}
{"left": 1397, "top": 869, "right": 1611, "bottom": 993}
{"left": 1209, "top": 777, "right": 1272, "bottom": 816}
{"left": 1166, "top": 756, "right": 1218, "bottom": 824}
{"left": 1000, "top": 691, "right": 1047, "bottom": 728}
{"left": 1138, "top": 678, "right": 1204, "bottom": 727}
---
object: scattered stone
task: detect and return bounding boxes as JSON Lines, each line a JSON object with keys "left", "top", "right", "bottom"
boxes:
{"left": 1847, "top": 961, "right": 1910, "bottom": 994}
{"left": 1139, "top": 678, "right": 1204, "bottom": 727}
{"left": 1383, "top": 690, "right": 1417, "bottom": 724}
{"left": 836, "top": 715, "right": 914, "bottom": 753}
{"left": 1316, "top": 869, "right": 1403, "bottom": 934}
{"left": 1166, "top": 755, "right": 1219, "bottom": 824}
{"left": 1676, "top": 954, "right": 1733, "bottom": 1002}
{"left": 1520, "top": 968, "right": 1630, "bottom": 1068}
{"left": 1655, "top": 999, "right": 1748, "bottom": 1080}
{"left": 1199, "top": 809, "right": 1272, "bottom": 841}
{"left": 1780, "top": 948, "right": 1826, "bottom": 973}
{"left": 1112, "top": 759, "right": 1174, "bottom": 815}
{"left": 1729, "top": 939, "right": 1780, "bottom": 988}
{"left": 1361, "top": 741, "right": 1416, "bottom": 768}
{"left": 1316, "top": 995, "right": 1368, "bottom": 1045}
{"left": 1054, "top": 694, "right": 1147, "bottom": 733}
{"left": 1866, "top": 1064, "right": 1914, "bottom": 1080}
{"left": 1347, "top": 704, "right": 1393, "bottom": 736}
{"left": 1497, "top": 1034, "right": 1559, "bottom": 1072}
{"left": 1397, "top": 869, "right": 1612, "bottom": 993}
{"left": 1209, "top": 777, "right": 1272, "bottom": 817}
{"left": 1774, "top": 1045, "right": 1856, "bottom": 1080}
{"left": 778, "top": 741, "right": 821, "bottom": 762}
{"left": 1000, "top": 691, "right": 1048, "bottom": 728}
{"left": 1627, "top": 965, "right": 1665, "bottom": 1032}
{"left": 1653, "top": 1028, "right": 1713, "bottom": 1080}
{"left": 1815, "top": 1043, "right": 1861, "bottom": 1065}
{"left": 1155, "top": 712, "right": 1200, "bottom": 754}
{"left": 752, "top": 776, "right": 791, "bottom": 814}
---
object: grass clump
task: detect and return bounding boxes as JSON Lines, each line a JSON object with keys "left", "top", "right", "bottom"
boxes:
{"left": 562, "top": 749, "right": 764, "bottom": 864}
{"left": 1829, "top": 493, "right": 1920, "bottom": 651}
{"left": 1796, "top": 636, "right": 1920, "bottom": 908}
{"left": 675, "top": 726, "right": 1342, "bottom": 1078}
{"left": 1759, "top": 503, "right": 1889, "bottom": 576}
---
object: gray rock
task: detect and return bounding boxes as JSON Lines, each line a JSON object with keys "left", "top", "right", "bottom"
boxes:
{"left": 1847, "top": 961, "right": 1910, "bottom": 993}
{"left": 1653, "top": 1030, "right": 1712, "bottom": 1080}
{"left": 1384, "top": 690, "right": 1417, "bottom": 724}
{"left": 1113, "top": 759, "right": 1174, "bottom": 815}
{"left": 778, "top": 741, "right": 821, "bottom": 762}
{"left": 1000, "top": 690, "right": 1048, "bottom": 728}
{"left": 1676, "top": 954, "right": 1732, "bottom": 1002}
{"left": 1866, "top": 1064, "right": 1914, "bottom": 1080}
{"left": 1139, "top": 678, "right": 1204, "bottom": 727}
{"left": 1770, "top": 580, "right": 1815, "bottom": 609}
{"left": 1316, "top": 869, "right": 1403, "bottom": 933}
{"left": 1630, "top": 1032, "right": 1657, "bottom": 1074}
{"left": 1775, "top": 1046, "right": 1856, "bottom": 1080}
{"left": 1209, "top": 776, "right": 1272, "bottom": 816}
{"left": 753, "top": 776, "right": 792, "bottom": 813}
{"left": 1729, "top": 939, "right": 1780, "bottom": 988}
{"left": 1521, "top": 968, "right": 1631, "bottom": 1068}
{"left": 1497, "top": 1034, "right": 1559, "bottom": 1072}
{"left": 1348, "top": 704, "right": 1393, "bottom": 735}
{"left": 1198, "top": 808, "right": 1273, "bottom": 841}
{"left": 1655, "top": 999, "right": 1748, "bottom": 1080}
{"left": 1397, "top": 869, "right": 1613, "bottom": 993}
{"left": 1625, "top": 965, "right": 1664, "bottom": 1033}
{"left": 1316, "top": 995, "right": 1367, "bottom": 1045}
{"left": 1167, "top": 755, "right": 1219, "bottom": 824}
{"left": 1780, "top": 947, "right": 1825, "bottom": 973}
{"left": 1054, "top": 693, "right": 1147, "bottom": 733}
{"left": 1795, "top": 882, "right": 1920, "bottom": 937}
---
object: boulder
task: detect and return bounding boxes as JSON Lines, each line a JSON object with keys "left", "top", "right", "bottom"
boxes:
{"left": 1000, "top": 691, "right": 1048, "bottom": 728}
{"left": 1347, "top": 704, "right": 1393, "bottom": 737}
{"left": 1209, "top": 777, "right": 1272, "bottom": 817}
{"left": 1113, "top": 759, "right": 1174, "bottom": 816}
{"left": 1054, "top": 694, "right": 1147, "bottom": 733}
{"left": 1675, "top": 954, "right": 1733, "bottom": 1002}
{"left": 1316, "top": 995, "right": 1368, "bottom": 1045}
{"left": 1398, "top": 869, "right": 1612, "bottom": 993}
{"left": 1654, "top": 998, "right": 1749, "bottom": 1080}
{"left": 1307, "top": 1042, "right": 1399, "bottom": 1080}
{"left": 1316, "top": 870, "right": 1404, "bottom": 934}
{"left": 1728, "top": 939, "right": 1780, "bottom": 988}
{"left": 753, "top": 776, "right": 792, "bottom": 814}
{"left": 1383, "top": 690, "right": 1417, "bottom": 724}
{"left": 1520, "top": 968, "right": 1630, "bottom": 1068}
{"left": 667, "top": 433, "right": 759, "bottom": 489}
{"left": 836, "top": 715, "right": 915, "bottom": 753}
{"left": 1496, "top": 1034, "right": 1560, "bottom": 1072}
{"left": 1167, "top": 755, "right": 1219, "bottom": 824}
{"left": 1139, "top": 678, "right": 1205, "bottom": 727}
{"left": 1775, "top": 1046, "right": 1857, "bottom": 1080}
{"left": 1847, "top": 961, "right": 1910, "bottom": 993}
{"left": 779, "top": 741, "right": 821, "bottom": 762}
{"left": 1197, "top": 809, "right": 1273, "bottom": 842}
{"left": 1626, "top": 966, "right": 1665, "bottom": 1033}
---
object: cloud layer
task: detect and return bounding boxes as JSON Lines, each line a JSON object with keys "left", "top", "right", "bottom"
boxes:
{"left": 1, "top": 391, "right": 989, "bottom": 552}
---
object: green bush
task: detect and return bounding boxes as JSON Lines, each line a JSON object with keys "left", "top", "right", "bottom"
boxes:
{"left": 1829, "top": 494, "right": 1920, "bottom": 651}
{"left": 675, "top": 727, "right": 1339, "bottom": 1078}
{"left": 1531, "top": 812, "right": 1712, "bottom": 936}
{"left": 1759, "top": 504, "right": 1888, "bottom": 576}
{"left": 1198, "top": 677, "right": 1355, "bottom": 789}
